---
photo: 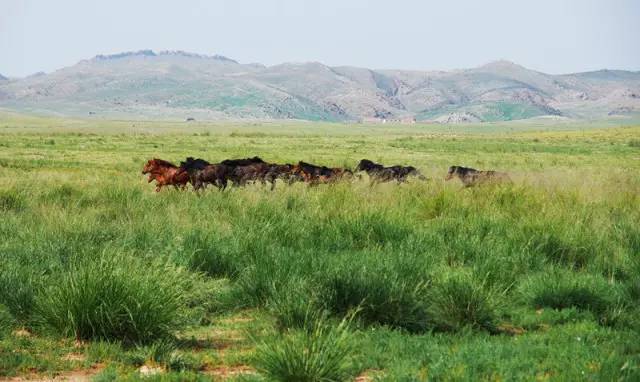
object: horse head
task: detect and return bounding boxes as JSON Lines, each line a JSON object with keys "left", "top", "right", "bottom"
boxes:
{"left": 142, "top": 159, "right": 158, "bottom": 174}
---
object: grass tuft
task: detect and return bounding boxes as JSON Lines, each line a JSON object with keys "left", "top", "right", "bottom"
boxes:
{"left": 320, "top": 261, "right": 430, "bottom": 332}
{"left": 253, "top": 315, "right": 355, "bottom": 382}
{"left": 0, "top": 304, "right": 16, "bottom": 337}
{"left": 0, "top": 260, "right": 39, "bottom": 322}
{"left": 427, "top": 270, "right": 501, "bottom": 332}
{"left": 0, "top": 189, "right": 26, "bottom": 212}
{"left": 519, "top": 270, "right": 621, "bottom": 322}
{"left": 35, "top": 255, "right": 192, "bottom": 343}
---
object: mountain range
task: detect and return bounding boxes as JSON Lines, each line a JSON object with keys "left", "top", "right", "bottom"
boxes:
{"left": 0, "top": 50, "right": 638, "bottom": 122}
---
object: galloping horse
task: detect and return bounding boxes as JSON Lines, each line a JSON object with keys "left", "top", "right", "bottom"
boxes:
{"left": 291, "top": 161, "right": 353, "bottom": 185}
{"left": 445, "top": 166, "right": 511, "bottom": 187}
{"left": 355, "top": 159, "right": 425, "bottom": 184}
{"left": 142, "top": 159, "right": 190, "bottom": 192}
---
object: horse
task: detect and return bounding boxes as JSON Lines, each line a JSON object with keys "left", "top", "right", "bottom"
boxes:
{"left": 142, "top": 159, "right": 190, "bottom": 192}
{"left": 229, "top": 162, "right": 271, "bottom": 187}
{"left": 179, "top": 157, "right": 272, "bottom": 191}
{"left": 445, "top": 166, "right": 511, "bottom": 187}
{"left": 179, "top": 157, "right": 211, "bottom": 189}
{"left": 355, "top": 159, "right": 425, "bottom": 183}
{"left": 291, "top": 161, "right": 352, "bottom": 185}
{"left": 179, "top": 157, "right": 232, "bottom": 191}
{"left": 263, "top": 164, "right": 304, "bottom": 189}
{"left": 193, "top": 164, "right": 233, "bottom": 191}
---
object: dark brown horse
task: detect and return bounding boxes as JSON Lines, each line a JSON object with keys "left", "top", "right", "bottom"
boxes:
{"left": 229, "top": 162, "right": 271, "bottom": 187}
{"left": 291, "top": 161, "right": 353, "bottom": 185}
{"left": 355, "top": 159, "right": 424, "bottom": 183}
{"left": 445, "top": 166, "right": 511, "bottom": 187}
{"left": 142, "top": 159, "right": 190, "bottom": 192}
{"left": 180, "top": 157, "right": 231, "bottom": 191}
{"left": 264, "top": 164, "right": 303, "bottom": 188}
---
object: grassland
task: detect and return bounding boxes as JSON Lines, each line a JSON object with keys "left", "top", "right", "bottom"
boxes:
{"left": 1, "top": 111, "right": 639, "bottom": 381}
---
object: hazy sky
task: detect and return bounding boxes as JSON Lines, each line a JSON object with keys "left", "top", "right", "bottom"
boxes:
{"left": 1, "top": 0, "right": 639, "bottom": 77}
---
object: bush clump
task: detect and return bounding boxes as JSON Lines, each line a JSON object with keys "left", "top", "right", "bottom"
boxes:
{"left": 35, "top": 255, "right": 193, "bottom": 343}
{"left": 253, "top": 316, "right": 355, "bottom": 382}
{"left": 267, "top": 280, "right": 325, "bottom": 331}
{"left": 427, "top": 270, "right": 501, "bottom": 332}
{"left": 319, "top": 264, "right": 430, "bottom": 332}
{"left": 519, "top": 269, "right": 622, "bottom": 324}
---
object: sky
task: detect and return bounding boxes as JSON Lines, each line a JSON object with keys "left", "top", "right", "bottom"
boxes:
{"left": 1, "top": 0, "right": 639, "bottom": 77}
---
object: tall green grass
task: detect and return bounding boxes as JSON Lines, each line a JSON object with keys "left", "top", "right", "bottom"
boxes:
{"left": 518, "top": 269, "right": 628, "bottom": 327}
{"left": 0, "top": 304, "right": 15, "bottom": 337}
{"left": 254, "top": 316, "right": 355, "bottom": 382}
{"left": 427, "top": 270, "right": 501, "bottom": 332}
{"left": 35, "top": 255, "right": 194, "bottom": 343}
{"left": 0, "top": 260, "right": 40, "bottom": 322}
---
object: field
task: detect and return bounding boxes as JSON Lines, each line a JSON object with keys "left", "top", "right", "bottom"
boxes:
{"left": 1, "top": 111, "right": 639, "bottom": 381}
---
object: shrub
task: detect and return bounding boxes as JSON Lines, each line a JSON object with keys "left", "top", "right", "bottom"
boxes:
{"left": 320, "top": 263, "right": 430, "bottom": 332}
{"left": 253, "top": 316, "right": 355, "bottom": 382}
{"left": 35, "top": 256, "right": 192, "bottom": 343}
{"left": 519, "top": 270, "right": 621, "bottom": 323}
{"left": 427, "top": 270, "right": 501, "bottom": 332}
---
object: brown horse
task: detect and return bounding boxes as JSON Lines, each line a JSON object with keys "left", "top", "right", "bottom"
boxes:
{"left": 291, "top": 161, "right": 352, "bottom": 185}
{"left": 264, "top": 164, "right": 303, "bottom": 189}
{"left": 142, "top": 159, "right": 190, "bottom": 192}
{"left": 445, "top": 166, "right": 511, "bottom": 187}
{"left": 235, "top": 163, "right": 302, "bottom": 190}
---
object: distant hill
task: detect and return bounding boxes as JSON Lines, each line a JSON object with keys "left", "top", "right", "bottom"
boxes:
{"left": 0, "top": 73, "right": 7, "bottom": 81}
{"left": 1, "top": 50, "right": 639, "bottom": 122}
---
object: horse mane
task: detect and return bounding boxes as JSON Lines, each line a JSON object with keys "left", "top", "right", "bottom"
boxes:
{"left": 221, "top": 157, "right": 265, "bottom": 166}
{"left": 180, "top": 157, "right": 210, "bottom": 171}
{"left": 298, "top": 161, "right": 318, "bottom": 169}
{"left": 358, "top": 159, "right": 384, "bottom": 171}
{"left": 151, "top": 158, "right": 178, "bottom": 168}
{"left": 451, "top": 166, "right": 478, "bottom": 175}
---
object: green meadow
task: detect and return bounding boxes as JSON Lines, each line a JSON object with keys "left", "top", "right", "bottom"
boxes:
{"left": 1, "top": 111, "right": 639, "bottom": 381}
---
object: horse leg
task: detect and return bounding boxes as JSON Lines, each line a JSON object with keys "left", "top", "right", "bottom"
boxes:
{"left": 194, "top": 179, "right": 203, "bottom": 192}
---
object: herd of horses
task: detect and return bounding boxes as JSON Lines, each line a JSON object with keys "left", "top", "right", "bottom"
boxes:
{"left": 142, "top": 156, "right": 510, "bottom": 192}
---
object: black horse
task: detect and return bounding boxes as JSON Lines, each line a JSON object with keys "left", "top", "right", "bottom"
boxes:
{"left": 355, "top": 159, "right": 425, "bottom": 183}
